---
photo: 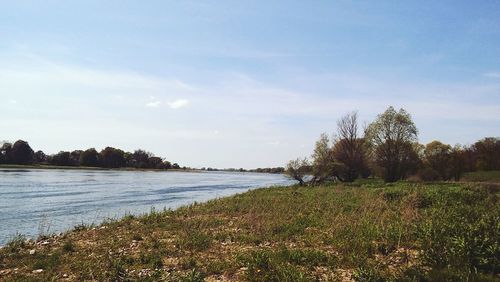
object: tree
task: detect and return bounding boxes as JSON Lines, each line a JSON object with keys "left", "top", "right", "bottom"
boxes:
{"left": 285, "top": 158, "right": 309, "bottom": 186}
{"left": 10, "top": 140, "right": 34, "bottom": 165}
{"left": 51, "top": 151, "right": 72, "bottom": 166}
{"left": 365, "top": 106, "right": 419, "bottom": 182}
{"left": 99, "top": 147, "right": 126, "bottom": 168}
{"left": 34, "top": 150, "right": 47, "bottom": 163}
{"left": 332, "top": 112, "right": 370, "bottom": 182}
{"left": 70, "top": 150, "right": 83, "bottom": 166}
{"left": 311, "top": 133, "right": 336, "bottom": 183}
{"left": 132, "top": 149, "right": 152, "bottom": 168}
{"left": 424, "top": 141, "right": 452, "bottom": 180}
{"left": 449, "top": 145, "right": 466, "bottom": 181}
{"left": 0, "top": 142, "right": 12, "bottom": 164}
{"left": 148, "top": 156, "right": 164, "bottom": 169}
{"left": 163, "top": 160, "right": 172, "bottom": 169}
{"left": 80, "top": 148, "right": 99, "bottom": 167}
{"left": 473, "top": 137, "right": 500, "bottom": 171}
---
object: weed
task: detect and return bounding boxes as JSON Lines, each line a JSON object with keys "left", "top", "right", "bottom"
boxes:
{"left": 5, "top": 233, "right": 26, "bottom": 253}
{"left": 62, "top": 241, "right": 75, "bottom": 253}
{"left": 179, "top": 231, "right": 212, "bottom": 251}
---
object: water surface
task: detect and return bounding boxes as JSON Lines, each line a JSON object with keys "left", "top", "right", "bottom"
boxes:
{"left": 0, "top": 169, "right": 293, "bottom": 245}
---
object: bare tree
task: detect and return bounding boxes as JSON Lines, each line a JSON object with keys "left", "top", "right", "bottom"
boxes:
{"left": 332, "top": 111, "right": 369, "bottom": 182}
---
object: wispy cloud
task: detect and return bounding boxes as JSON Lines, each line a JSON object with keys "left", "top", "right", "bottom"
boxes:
{"left": 267, "top": 141, "right": 281, "bottom": 146}
{"left": 146, "top": 101, "right": 161, "bottom": 108}
{"left": 483, "top": 72, "right": 500, "bottom": 79}
{"left": 167, "top": 99, "right": 190, "bottom": 109}
{"left": 0, "top": 54, "right": 195, "bottom": 97}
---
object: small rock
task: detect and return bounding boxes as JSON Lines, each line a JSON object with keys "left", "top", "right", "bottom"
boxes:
{"left": 29, "top": 249, "right": 36, "bottom": 255}
{"left": 32, "top": 269, "right": 44, "bottom": 274}
{"left": 63, "top": 273, "right": 68, "bottom": 278}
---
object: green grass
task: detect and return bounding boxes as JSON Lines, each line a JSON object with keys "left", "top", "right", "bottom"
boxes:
{"left": 0, "top": 181, "right": 499, "bottom": 281}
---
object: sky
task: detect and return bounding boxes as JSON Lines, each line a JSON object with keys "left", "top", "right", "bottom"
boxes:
{"left": 1, "top": 1, "right": 499, "bottom": 168}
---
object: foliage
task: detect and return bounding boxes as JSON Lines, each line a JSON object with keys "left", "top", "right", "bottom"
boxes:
{"left": 424, "top": 140, "right": 452, "bottom": 180}
{"left": 50, "top": 151, "right": 73, "bottom": 166}
{"left": 473, "top": 137, "right": 500, "bottom": 171}
{"left": 310, "top": 133, "right": 336, "bottom": 183}
{"left": 365, "top": 106, "right": 419, "bottom": 182}
{"left": 79, "top": 148, "right": 99, "bottom": 167}
{"left": 11, "top": 140, "right": 35, "bottom": 164}
{"left": 285, "top": 158, "right": 310, "bottom": 185}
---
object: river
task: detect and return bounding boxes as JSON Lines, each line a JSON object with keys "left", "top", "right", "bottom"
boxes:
{"left": 0, "top": 169, "right": 293, "bottom": 245}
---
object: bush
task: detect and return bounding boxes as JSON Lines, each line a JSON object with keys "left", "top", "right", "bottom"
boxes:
{"left": 416, "top": 167, "right": 441, "bottom": 182}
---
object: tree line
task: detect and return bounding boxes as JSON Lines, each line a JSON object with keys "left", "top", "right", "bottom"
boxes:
{"left": 0, "top": 141, "right": 181, "bottom": 170}
{"left": 199, "top": 167, "right": 285, "bottom": 174}
{"left": 286, "top": 106, "right": 500, "bottom": 184}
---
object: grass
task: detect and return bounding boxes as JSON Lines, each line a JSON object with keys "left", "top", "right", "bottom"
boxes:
{"left": 463, "top": 170, "right": 500, "bottom": 183}
{"left": 0, "top": 181, "right": 499, "bottom": 281}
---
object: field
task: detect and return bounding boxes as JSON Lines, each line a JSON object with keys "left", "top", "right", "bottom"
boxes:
{"left": 0, "top": 181, "right": 499, "bottom": 281}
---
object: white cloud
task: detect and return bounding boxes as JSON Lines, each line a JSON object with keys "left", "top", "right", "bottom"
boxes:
{"left": 0, "top": 54, "right": 195, "bottom": 98}
{"left": 167, "top": 99, "right": 190, "bottom": 109}
{"left": 146, "top": 101, "right": 161, "bottom": 108}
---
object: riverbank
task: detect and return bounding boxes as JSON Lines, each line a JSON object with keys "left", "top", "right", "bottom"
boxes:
{"left": 0, "top": 181, "right": 498, "bottom": 281}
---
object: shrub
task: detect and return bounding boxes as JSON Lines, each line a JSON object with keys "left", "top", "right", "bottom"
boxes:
{"left": 416, "top": 167, "right": 441, "bottom": 182}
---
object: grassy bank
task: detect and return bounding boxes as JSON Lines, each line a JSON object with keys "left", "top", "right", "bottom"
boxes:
{"left": 0, "top": 182, "right": 499, "bottom": 281}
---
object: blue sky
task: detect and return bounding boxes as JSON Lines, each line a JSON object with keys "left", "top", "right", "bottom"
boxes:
{"left": 1, "top": 1, "right": 499, "bottom": 168}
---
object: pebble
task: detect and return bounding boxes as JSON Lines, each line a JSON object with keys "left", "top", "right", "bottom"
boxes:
{"left": 29, "top": 249, "right": 36, "bottom": 255}
{"left": 32, "top": 269, "right": 43, "bottom": 274}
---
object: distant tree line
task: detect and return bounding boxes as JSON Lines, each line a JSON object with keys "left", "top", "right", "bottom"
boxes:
{"left": 287, "top": 106, "right": 500, "bottom": 184}
{"left": 199, "top": 167, "right": 285, "bottom": 174}
{"left": 0, "top": 141, "right": 181, "bottom": 170}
